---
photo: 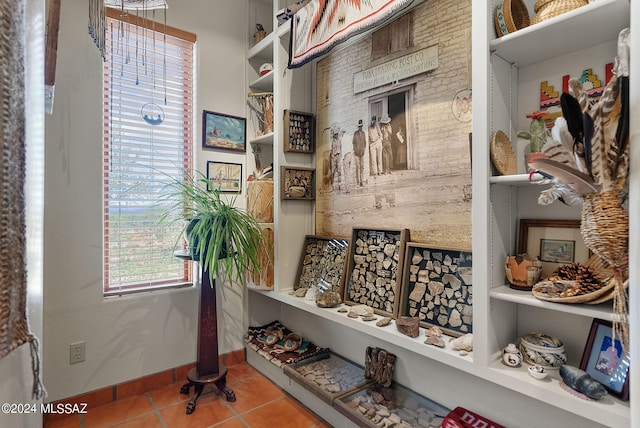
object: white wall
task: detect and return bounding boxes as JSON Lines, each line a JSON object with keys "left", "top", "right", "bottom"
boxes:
{"left": 44, "top": 0, "right": 249, "bottom": 402}
{"left": 0, "top": 1, "right": 45, "bottom": 427}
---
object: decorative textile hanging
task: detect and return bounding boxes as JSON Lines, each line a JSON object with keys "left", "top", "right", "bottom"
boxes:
{"left": 289, "top": 0, "right": 413, "bottom": 68}
{"left": 0, "top": 0, "right": 46, "bottom": 399}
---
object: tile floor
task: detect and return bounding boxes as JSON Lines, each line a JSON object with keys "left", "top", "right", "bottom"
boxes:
{"left": 44, "top": 363, "right": 330, "bottom": 428}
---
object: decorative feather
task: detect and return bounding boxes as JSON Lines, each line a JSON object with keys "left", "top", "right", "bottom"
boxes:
{"left": 560, "top": 92, "right": 584, "bottom": 151}
{"left": 568, "top": 78, "right": 589, "bottom": 112}
{"left": 589, "top": 74, "right": 620, "bottom": 190}
{"left": 543, "top": 126, "right": 579, "bottom": 171}
{"left": 582, "top": 111, "right": 595, "bottom": 180}
{"left": 609, "top": 75, "right": 629, "bottom": 192}
{"left": 530, "top": 158, "right": 600, "bottom": 196}
{"left": 538, "top": 183, "right": 584, "bottom": 206}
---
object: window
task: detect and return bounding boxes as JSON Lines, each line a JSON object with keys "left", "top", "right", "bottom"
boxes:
{"left": 371, "top": 12, "right": 412, "bottom": 60}
{"left": 103, "top": 8, "right": 196, "bottom": 295}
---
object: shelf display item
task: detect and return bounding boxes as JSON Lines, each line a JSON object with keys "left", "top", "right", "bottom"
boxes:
{"left": 316, "top": 291, "right": 342, "bottom": 308}
{"left": 395, "top": 316, "right": 419, "bottom": 338}
{"left": 490, "top": 130, "right": 517, "bottom": 175}
{"left": 247, "top": 179, "right": 274, "bottom": 223}
{"left": 334, "top": 381, "right": 450, "bottom": 428}
{"left": 559, "top": 365, "right": 607, "bottom": 400}
{"left": 364, "top": 346, "right": 396, "bottom": 387}
{"left": 244, "top": 320, "right": 330, "bottom": 367}
{"left": 504, "top": 254, "right": 542, "bottom": 291}
{"left": 294, "top": 235, "right": 350, "bottom": 294}
{"left": 281, "top": 166, "right": 316, "bottom": 200}
{"left": 400, "top": 244, "right": 472, "bottom": 336}
{"left": 283, "top": 109, "right": 314, "bottom": 153}
{"left": 248, "top": 224, "right": 274, "bottom": 290}
{"left": 518, "top": 332, "right": 567, "bottom": 369}
{"left": 443, "top": 407, "right": 506, "bottom": 428}
{"left": 528, "top": 364, "right": 549, "bottom": 380}
{"left": 493, "top": 0, "right": 530, "bottom": 37}
{"left": 502, "top": 343, "right": 523, "bottom": 367}
{"left": 531, "top": 0, "right": 588, "bottom": 25}
{"left": 344, "top": 228, "right": 409, "bottom": 317}
{"left": 283, "top": 353, "right": 372, "bottom": 405}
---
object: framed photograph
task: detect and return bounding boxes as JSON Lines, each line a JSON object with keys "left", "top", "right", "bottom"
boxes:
{"left": 580, "top": 318, "right": 630, "bottom": 400}
{"left": 399, "top": 244, "right": 472, "bottom": 337}
{"left": 343, "top": 228, "right": 409, "bottom": 317}
{"left": 202, "top": 110, "right": 246, "bottom": 152}
{"left": 517, "top": 219, "right": 589, "bottom": 278}
{"left": 283, "top": 109, "right": 314, "bottom": 153}
{"left": 294, "top": 235, "right": 350, "bottom": 292}
{"left": 281, "top": 166, "right": 316, "bottom": 200}
{"left": 206, "top": 161, "right": 242, "bottom": 193}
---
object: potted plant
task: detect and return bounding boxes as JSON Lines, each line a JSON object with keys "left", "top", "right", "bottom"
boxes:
{"left": 159, "top": 169, "right": 267, "bottom": 286}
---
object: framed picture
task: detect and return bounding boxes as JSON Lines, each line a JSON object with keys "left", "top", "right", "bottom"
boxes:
{"left": 294, "top": 235, "right": 350, "bottom": 292}
{"left": 399, "top": 244, "right": 472, "bottom": 337}
{"left": 202, "top": 110, "right": 246, "bottom": 152}
{"left": 283, "top": 109, "right": 314, "bottom": 153}
{"left": 343, "top": 228, "right": 409, "bottom": 317}
{"left": 281, "top": 166, "right": 316, "bottom": 200}
{"left": 206, "top": 161, "right": 242, "bottom": 193}
{"left": 517, "top": 219, "right": 589, "bottom": 278}
{"left": 580, "top": 319, "right": 630, "bottom": 401}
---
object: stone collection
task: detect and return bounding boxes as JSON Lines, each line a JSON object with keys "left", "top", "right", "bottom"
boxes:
{"left": 316, "top": 291, "right": 342, "bottom": 308}
{"left": 291, "top": 355, "right": 367, "bottom": 397}
{"left": 403, "top": 246, "right": 472, "bottom": 334}
{"left": 396, "top": 316, "right": 420, "bottom": 338}
{"left": 347, "top": 230, "right": 405, "bottom": 314}
{"left": 297, "top": 237, "right": 349, "bottom": 293}
{"left": 344, "top": 385, "right": 446, "bottom": 428}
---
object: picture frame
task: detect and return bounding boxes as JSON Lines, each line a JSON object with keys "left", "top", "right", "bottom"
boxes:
{"left": 294, "top": 235, "right": 350, "bottom": 293}
{"left": 580, "top": 318, "right": 630, "bottom": 401}
{"left": 202, "top": 110, "right": 246, "bottom": 152}
{"left": 206, "top": 161, "right": 242, "bottom": 193}
{"left": 399, "top": 244, "right": 472, "bottom": 337}
{"left": 517, "top": 219, "right": 589, "bottom": 278}
{"left": 283, "top": 109, "right": 314, "bottom": 153}
{"left": 281, "top": 166, "right": 316, "bottom": 200}
{"left": 343, "top": 228, "right": 409, "bottom": 318}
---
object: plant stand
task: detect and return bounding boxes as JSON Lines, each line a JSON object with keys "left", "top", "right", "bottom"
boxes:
{"left": 180, "top": 265, "right": 236, "bottom": 414}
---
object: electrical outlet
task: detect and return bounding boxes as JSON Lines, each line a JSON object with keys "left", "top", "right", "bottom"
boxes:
{"left": 69, "top": 341, "right": 85, "bottom": 364}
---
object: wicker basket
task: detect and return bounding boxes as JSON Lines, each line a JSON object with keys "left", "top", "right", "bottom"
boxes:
{"left": 494, "top": 0, "right": 530, "bottom": 37}
{"left": 532, "top": 0, "right": 588, "bottom": 25}
{"left": 580, "top": 191, "right": 628, "bottom": 267}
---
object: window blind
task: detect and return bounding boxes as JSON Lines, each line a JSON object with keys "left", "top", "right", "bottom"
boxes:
{"left": 103, "top": 11, "right": 195, "bottom": 294}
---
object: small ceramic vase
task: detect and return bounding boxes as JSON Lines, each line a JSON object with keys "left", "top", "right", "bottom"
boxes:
{"left": 502, "top": 343, "right": 523, "bottom": 367}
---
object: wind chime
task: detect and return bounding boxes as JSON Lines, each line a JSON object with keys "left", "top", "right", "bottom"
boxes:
{"left": 89, "top": 0, "right": 169, "bottom": 127}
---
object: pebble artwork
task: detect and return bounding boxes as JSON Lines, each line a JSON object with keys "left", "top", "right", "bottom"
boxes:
{"left": 296, "top": 237, "right": 349, "bottom": 293}
{"left": 403, "top": 245, "right": 473, "bottom": 334}
{"left": 346, "top": 229, "right": 406, "bottom": 314}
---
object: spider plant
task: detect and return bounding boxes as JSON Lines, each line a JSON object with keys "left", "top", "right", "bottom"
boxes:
{"left": 159, "top": 169, "right": 267, "bottom": 286}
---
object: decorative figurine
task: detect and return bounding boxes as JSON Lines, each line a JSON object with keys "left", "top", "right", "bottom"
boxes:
{"left": 254, "top": 23, "right": 266, "bottom": 44}
{"left": 502, "top": 343, "right": 522, "bottom": 367}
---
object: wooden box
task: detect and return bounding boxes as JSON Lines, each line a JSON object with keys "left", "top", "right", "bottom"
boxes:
{"left": 294, "top": 235, "right": 350, "bottom": 292}
{"left": 283, "top": 109, "right": 314, "bottom": 153}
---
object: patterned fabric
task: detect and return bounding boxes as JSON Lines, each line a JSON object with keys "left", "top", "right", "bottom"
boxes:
{"left": 289, "top": 0, "right": 413, "bottom": 68}
{"left": 245, "top": 320, "right": 330, "bottom": 367}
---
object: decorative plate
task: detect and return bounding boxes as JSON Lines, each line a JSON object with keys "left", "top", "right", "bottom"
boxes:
{"left": 490, "top": 130, "right": 517, "bottom": 175}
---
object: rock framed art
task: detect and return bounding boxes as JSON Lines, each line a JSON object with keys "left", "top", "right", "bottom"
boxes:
{"left": 343, "top": 228, "right": 409, "bottom": 318}
{"left": 283, "top": 109, "right": 314, "bottom": 153}
{"left": 294, "top": 235, "right": 350, "bottom": 293}
{"left": 399, "top": 243, "right": 472, "bottom": 337}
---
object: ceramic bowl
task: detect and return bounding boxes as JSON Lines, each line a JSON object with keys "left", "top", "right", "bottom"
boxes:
{"left": 528, "top": 364, "right": 548, "bottom": 380}
{"left": 518, "top": 333, "right": 567, "bottom": 369}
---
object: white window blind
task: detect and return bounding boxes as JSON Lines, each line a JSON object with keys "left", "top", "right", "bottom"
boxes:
{"left": 103, "top": 9, "right": 195, "bottom": 294}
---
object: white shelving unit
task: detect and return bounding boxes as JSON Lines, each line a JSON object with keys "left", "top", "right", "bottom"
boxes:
{"left": 244, "top": 0, "right": 638, "bottom": 426}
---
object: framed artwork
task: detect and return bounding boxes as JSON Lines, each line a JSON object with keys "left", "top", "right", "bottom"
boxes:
{"left": 580, "top": 318, "right": 630, "bottom": 401}
{"left": 202, "top": 110, "right": 246, "bottom": 152}
{"left": 294, "top": 235, "right": 350, "bottom": 292}
{"left": 399, "top": 244, "right": 472, "bottom": 337}
{"left": 281, "top": 166, "right": 316, "bottom": 200}
{"left": 343, "top": 228, "right": 409, "bottom": 317}
{"left": 517, "top": 219, "right": 589, "bottom": 278}
{"left": 283, "top": 109, "right": 314, "bottom": 153}
{"left": 206, "top": 161, "right": 242, "bottom": 193}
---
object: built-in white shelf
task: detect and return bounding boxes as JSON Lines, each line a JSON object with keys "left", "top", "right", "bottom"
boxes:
{"left": 248, "top": 31, "right": 275, "bottom": 60}
{"left": 249, "top": 70, "right": 274, "bottom": 91}
{"left": 489, "top": 173, "right": 545, "bottom": 186}
{"left": 249, "top": 131, "right": 274, "bottom": 146}
{"left": 490, "top": 285, "right": 616, "bottom": 321}
{"left": 490, "top": 0, "right": 629, "bottom": 67}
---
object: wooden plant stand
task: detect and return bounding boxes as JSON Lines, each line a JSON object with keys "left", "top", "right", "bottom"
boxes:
{"left": 180, "top": 266, "right": 236, "bottom": 414}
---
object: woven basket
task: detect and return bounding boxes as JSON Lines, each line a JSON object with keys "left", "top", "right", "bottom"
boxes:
{"left": 581, "top": 191, "right": 629, "bottom": 268}
{"left": 532, "top": 0, "right": 588, "bottom": 25}
{"left": 494, "top": 0, "right": 530, "bottom": 37}
{"left": 490, "top": 130, "right": 517, "bottom": 175}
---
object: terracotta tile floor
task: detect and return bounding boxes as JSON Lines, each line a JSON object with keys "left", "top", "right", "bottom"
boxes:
{"left": 44, "top": 363, "right": 331, "bottom": 428}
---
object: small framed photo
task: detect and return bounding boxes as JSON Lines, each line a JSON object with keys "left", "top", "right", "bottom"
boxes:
{"left": 580, "top": 318, "right": 630, "bottom": 401}
{"left": 343, "top": 228, "right": 409, "bottom": 317}
{"left": 283, "top": 109, "right": 314, "bottom": 153}
{"left": 517, "top": 219, "right": 589, "bottom": 278}
{"left": 281, "top": 166, "right": 315, "bottom": 200}
{"left": 202, "top": 110, "right": 246, "bottom": 152}
{"left": 399, "top": 244, "right": 472, "bottom": 337}
{"left": 294, "top": 235, "right": 350, "bottom": 293}
{"left": 206, "top": 161, "right": 242, "bottom": 193}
